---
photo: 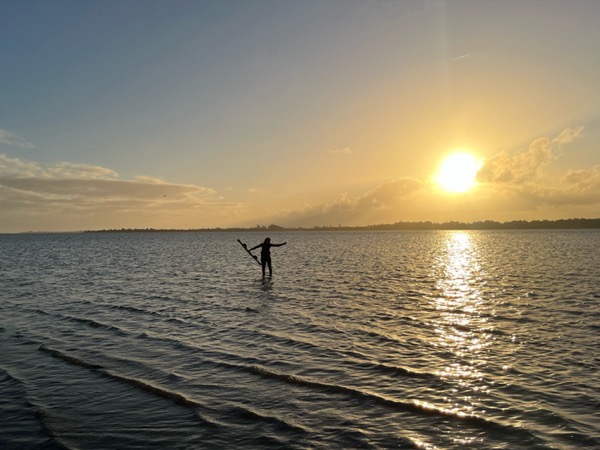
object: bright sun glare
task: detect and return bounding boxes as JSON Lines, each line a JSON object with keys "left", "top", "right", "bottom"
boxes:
{"left": 436, "top": 152, "right": 482, "bottom": 193}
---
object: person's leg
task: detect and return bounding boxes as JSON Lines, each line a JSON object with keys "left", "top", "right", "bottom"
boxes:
{"left": 267, "top": 259, "right": 272, "bottom": 277}
{"left": 261, "top": 259, "right": 266, "bottom": 277}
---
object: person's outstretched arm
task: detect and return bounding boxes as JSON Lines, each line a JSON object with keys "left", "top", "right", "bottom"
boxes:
{"left": 273, "top": 242, "right": 286, "bottom": 247}
{"left": 249, "top": 244, "right": 261, "bottom": 251}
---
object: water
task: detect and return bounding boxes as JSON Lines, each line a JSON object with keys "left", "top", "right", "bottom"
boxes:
{"left": 1, "top": 230, "right": 598, "bottom": 449}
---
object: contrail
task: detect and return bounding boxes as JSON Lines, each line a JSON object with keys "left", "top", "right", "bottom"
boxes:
{"left": 450, "top": 54, "right": 471, "bottom": 62}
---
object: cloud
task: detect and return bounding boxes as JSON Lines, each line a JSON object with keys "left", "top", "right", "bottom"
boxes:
{"left": 45, "top": 162, "right": 119, "bottom": 180}
{"left": 328, "top": 147, "right": 352, "bottom": 155}
{"left": 0, "top": 153, "right": 234, "bottom": 232}
{"left": 0, "top": 153, "right": 41, "bottom": 177}
{"left": 270, "top": 125, "right": 599, "bottom": 227}
{"left": 553, "top": 125, "right": 584, "bottom": 145}
{"left": 274, "top": 178, "right": 424, "bottom": 226}
{"left": 472, "top": 125, "right": 600, "bottom": 215}
{"left": 0, "top": 177, "right": 214, "bottom": 201}
{"left": 357, "top": 179, "right": 423, "bottom": 207}
{"left": 477, "top": 137, "right": 555, "bottom": 184}
{"left": 0, "top": 153, "right": 123, "bottom": 180}
{"left": 477, "top": 126, "right": 585, "bottom": 185}
{"left": 450, "top": 54, "right": 471, "bottom": 62}
{"left": 561, "top": 165, "right": 600, "bottom": 194}
{"left": 0, "top": 129, "right": 34, "bottom": 148}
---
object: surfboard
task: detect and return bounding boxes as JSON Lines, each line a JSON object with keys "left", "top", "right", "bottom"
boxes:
{"left": 237, "top": 239, "right": 261, "bottom": 266}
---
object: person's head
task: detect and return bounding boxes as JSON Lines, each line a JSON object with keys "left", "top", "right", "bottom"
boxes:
{"left": 264, "top": 237, "right": 271, "bottom": 244}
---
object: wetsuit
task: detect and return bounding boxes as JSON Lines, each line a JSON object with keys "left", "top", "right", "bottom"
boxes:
{"left": 250, "top": 241, "right": 286, "bottom": 277}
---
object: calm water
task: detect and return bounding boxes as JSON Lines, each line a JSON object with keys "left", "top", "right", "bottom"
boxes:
{"left": 1, "top": 230, "right": 599, "bottom": 449}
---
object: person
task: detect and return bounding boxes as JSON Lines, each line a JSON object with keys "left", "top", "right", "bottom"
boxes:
{"left": 250, "top": 237, "right": 286, "bottom": 278}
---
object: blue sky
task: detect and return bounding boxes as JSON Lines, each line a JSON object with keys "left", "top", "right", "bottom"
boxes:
{"left": 1, "top": 0, "right": 600, "bottom": 231}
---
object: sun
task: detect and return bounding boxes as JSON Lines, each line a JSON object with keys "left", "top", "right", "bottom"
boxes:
{"left": 435, "top": 152, "right": 482, "bottom": 193}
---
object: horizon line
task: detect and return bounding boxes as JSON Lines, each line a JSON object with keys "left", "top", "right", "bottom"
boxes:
{"left": 3, "top": 217, "right": 600, "bottom": 234}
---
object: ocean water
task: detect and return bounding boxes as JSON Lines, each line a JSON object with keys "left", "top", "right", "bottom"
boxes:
{"left": 1, "top": 230, "right": 598, "bottom": 449}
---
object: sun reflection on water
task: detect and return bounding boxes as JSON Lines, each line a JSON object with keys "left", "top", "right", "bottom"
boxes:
{"left": 432, "top": 232, "right": 492, "bottom": 414}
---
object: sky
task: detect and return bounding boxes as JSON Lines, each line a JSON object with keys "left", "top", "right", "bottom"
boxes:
{"left": 1, "top": 0, "right": 600, "bottom": 232}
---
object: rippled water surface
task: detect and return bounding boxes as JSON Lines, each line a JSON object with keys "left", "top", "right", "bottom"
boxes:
{"left": 1, "top": 230, "right": 599, "bottom": 449}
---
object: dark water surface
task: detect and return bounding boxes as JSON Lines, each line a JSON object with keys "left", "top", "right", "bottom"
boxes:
{"left": 1, "top": 230, "right": 599, "bottom": 449}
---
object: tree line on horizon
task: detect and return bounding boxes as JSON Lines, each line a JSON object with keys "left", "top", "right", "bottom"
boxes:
{"left": 85, "top": 218, "right": 600, "bottom": 233}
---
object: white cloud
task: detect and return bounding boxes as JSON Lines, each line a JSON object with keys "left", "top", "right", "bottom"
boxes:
{"left": 0, "top": 153, "right": 41, "bottom": 177}
{"left": 552, "top": 126, "right": 584, "bottom": 145}
{"left": 45, "top": 162, "right": 119, "bottom": 180}
{"left": 0, "top": 153, "right": 230, "bottom": 231}
{"left": 1, "top": 153, "right": 122, "bottom": 180}
{"left": 0, "top": 177, "right": 213, "bottom": 200}
{"left": 0, "top": 129, "right": 34, "bottom": 148}
{"left": 450, "top": 54, "right": 471, "bottom": 62}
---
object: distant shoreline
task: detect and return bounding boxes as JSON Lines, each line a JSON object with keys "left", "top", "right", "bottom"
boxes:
{"left": 4, "top": 218, "right": 600, "bottom": 235}
{"left": 79, "top": 218, "right": 600, "bottom": 233}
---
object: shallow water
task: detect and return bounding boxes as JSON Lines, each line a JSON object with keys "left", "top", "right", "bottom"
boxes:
{"left": 1, "top": 230, "right": 599, "bottom": 449}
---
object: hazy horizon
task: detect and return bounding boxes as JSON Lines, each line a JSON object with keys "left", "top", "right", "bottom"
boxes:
{"left": 4, "top": 217, "right": 600, "bottom": 235}
{"left": 2, "top": 1, "right": 600, "bottom": 233}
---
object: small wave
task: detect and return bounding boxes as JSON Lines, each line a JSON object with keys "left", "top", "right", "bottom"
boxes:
{"left": 359, "top": 328, "right": 406, "bottom": 346}
{"left": 366, "top": 361, "right": 442, "bottom": 382}
{"left": 62, "top": 314, "right": 129, "bottom": 337}
{"left": 1, "top": 366, "right": 74, "bottom": 450}
{"left": 194, "top": 410, "right": 224, "bottom": 428}
{"left": 0, "top": 366, "right": 27, "bottom": 393}
{"left": 37, "top": 345, "right": 203, "bottom": 411}
{"left": 136, "top": 332, "right": 196, "bottom": 354}
{"left": 256, "top": 328, "right": 386, "bottom": 366}
{"left": 228, "top": 403, "right": 310, "bottom": 435}
{"left": 110, "top": 303, "right": 157, "bottom": 315}
{"left": 246, "top": 364, "right": 544, "bottom": 440}
{"left": 547, "top": 429, "right": 600, "bottom": 448}
{"left": 78, "top": 299, "right": 141, "bottom": 313}
{"left": 166, "top": 316, "right": 189, "bottom": 325}
{"left": 103, "top": 371, "right": 200, "bottom": 408}
{"left": 39, "top": 344, "right": 104, "bottom": 370}
{"left": 132, "top": 328, "right": 267, "bottom": 370}
{"left": 257, "top": 330, "right": 332, "bottom": 354}
{"left": 31, "top": 403, "right": 76, "bottom": 450}
{"left": 146, "top": 294, "right": 176, "bottom": 302}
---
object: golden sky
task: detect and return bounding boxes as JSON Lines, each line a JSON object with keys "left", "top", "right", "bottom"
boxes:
{"left": 1, "top": 1, "right": 599, "bottom": 231}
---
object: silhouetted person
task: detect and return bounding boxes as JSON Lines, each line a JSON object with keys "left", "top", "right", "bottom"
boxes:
{"left": 250, "top": 237, "right": 286, "bottom": 278}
